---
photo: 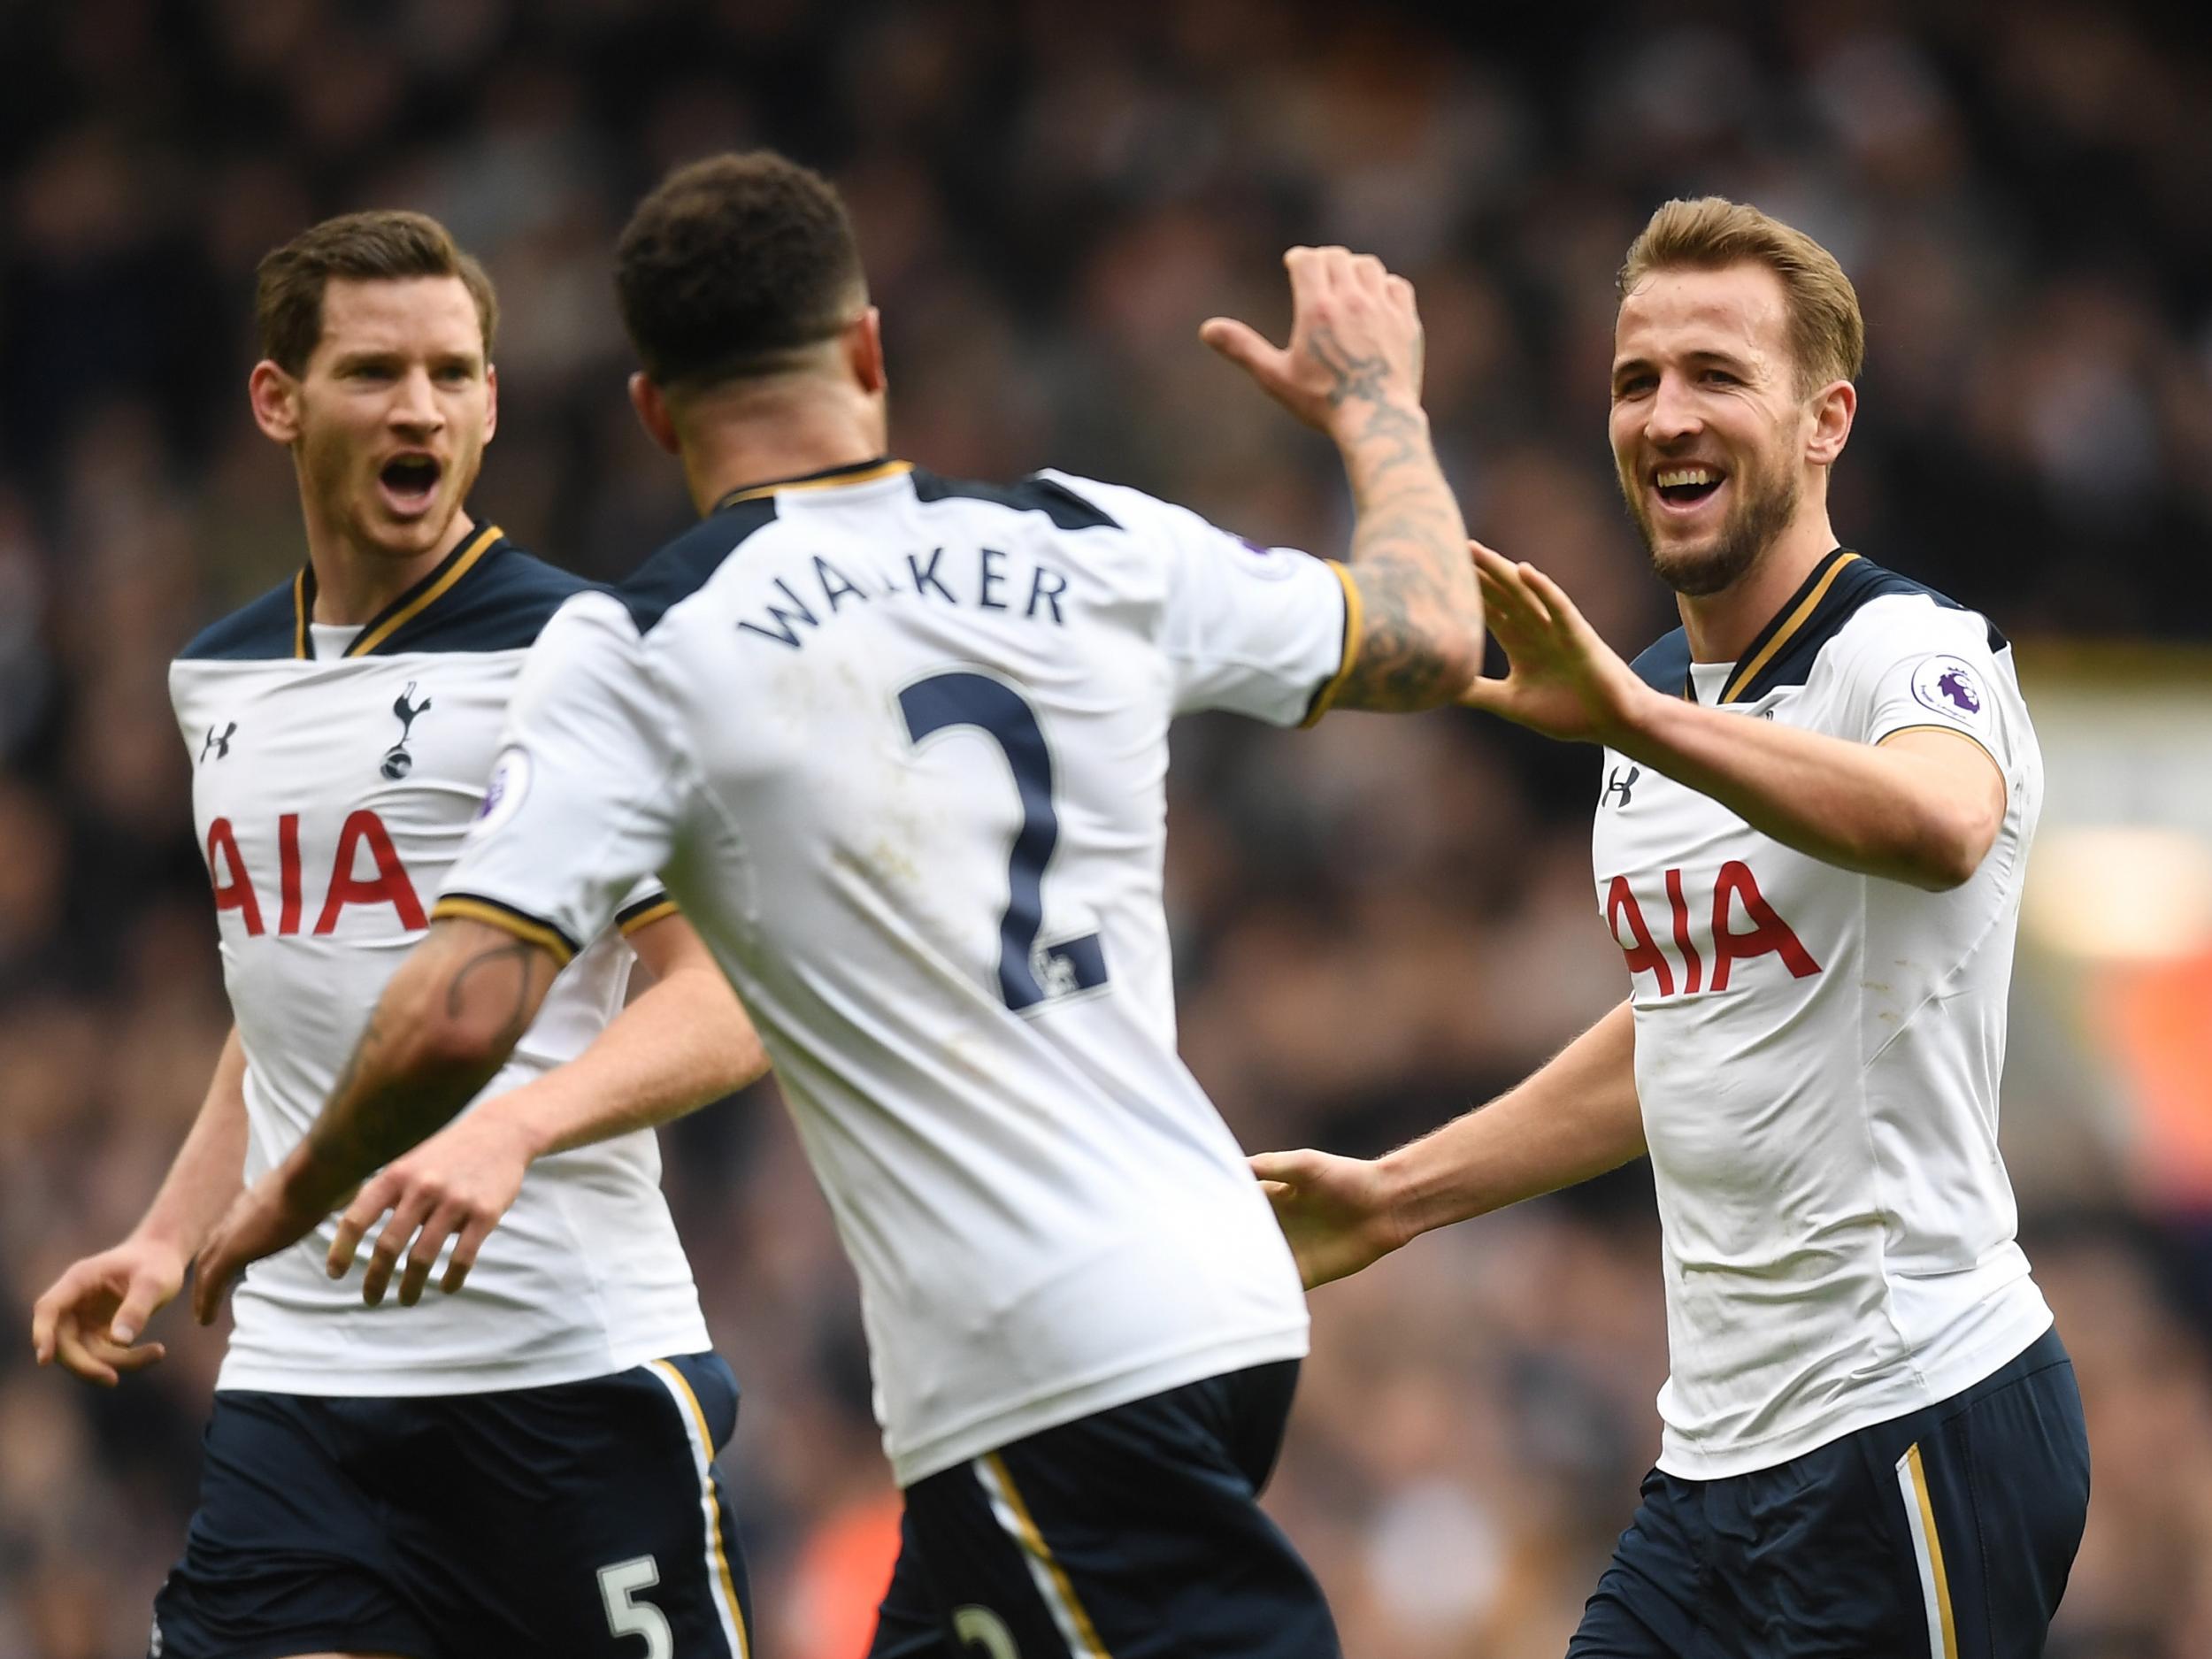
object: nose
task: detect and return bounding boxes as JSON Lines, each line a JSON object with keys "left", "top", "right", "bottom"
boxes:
{"left": 1646, "top": 368, "right": 1702, "bottom": 447}
{"left": 388, "top": 365, "right": 444, "bottom": 434}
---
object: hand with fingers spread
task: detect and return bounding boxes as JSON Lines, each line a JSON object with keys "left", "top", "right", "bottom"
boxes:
{"left": 1249, "top": 1148, "right": 1412, "bottom": 1291}
{"left": 30, "top": 1238, "right": 188, "bottom": 1386}
{"left": 326, "top": 1105, "right": 533, "bottom": 1307}
{"left": 1200, "top": 244, "right": 1426, "bottom": 438}
{"left": 1460, "top": 541, "right": 1655, "bottom": 747}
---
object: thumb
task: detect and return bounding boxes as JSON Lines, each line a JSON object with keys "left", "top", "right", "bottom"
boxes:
{"left": 109, "top": 1271, "right": 172, "bottom": 1347}
{"left": 1249, "top": 1148, "right": 1325, "bottom": 1187}
{"left": 1457, "top": 673, "right": 1514, "bottom": 712}
{"left": 1199, "top": 316, "right": 1280, "bottom": 377}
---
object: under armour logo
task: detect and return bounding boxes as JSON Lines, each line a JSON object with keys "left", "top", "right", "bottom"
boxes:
{"left": 1603, "top": 764, "right": 1640, "bottom": 808}
{"left": 381, "top": 682, "right": 432, "bottom": 780}
{"left": 201, "top": 722, "right": 237, "bottom": 763}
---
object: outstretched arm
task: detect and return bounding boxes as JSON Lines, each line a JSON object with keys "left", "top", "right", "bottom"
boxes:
{"left": 31, "top": 1025, "right": 249, "bottom": 1382}
{"left": 1202, "top": 246, "right": 1482, "bottom": 710}
{"left": 1462, "top": 546, "right": 2006, "bottom": 891}
{"left": 190, "top": 916, "right": 560, "bottom": 1321}
{"left": 1255, "top": 1000, "right": 1643, "bottom": 1289}
{"left": 326, "top": 912, "right": 769, "bottom": 1306}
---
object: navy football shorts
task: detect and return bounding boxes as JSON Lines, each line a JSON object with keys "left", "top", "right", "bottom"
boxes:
{"left": 150, "top": 1350, "right": 751, "bottom": 1659}
{"left": 865, "top": 1359, "right": 1340, "bottom": 1659}
{"left": 1571, "top": 1326, "right": 2090, "bottom": 1659}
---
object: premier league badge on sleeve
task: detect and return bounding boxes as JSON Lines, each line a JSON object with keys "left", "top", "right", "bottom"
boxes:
{"left": 469, "top": 745, "right": 532, "bottom": 838}
{"left": 1909, "top": 656, "right": 1987, "bottom": 723}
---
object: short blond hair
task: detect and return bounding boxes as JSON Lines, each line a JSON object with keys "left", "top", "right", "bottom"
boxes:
{"left": 1619, "top": 197, "right": 1863, "bottom": 395}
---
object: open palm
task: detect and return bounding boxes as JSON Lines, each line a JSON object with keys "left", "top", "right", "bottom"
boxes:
{"left": 1458, "top": 542, "right": 1649, "bottom": 746}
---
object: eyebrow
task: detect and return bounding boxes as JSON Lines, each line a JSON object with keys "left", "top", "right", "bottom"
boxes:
{"left": 1611, "top": 346, "right": 1756, "bottom": 381}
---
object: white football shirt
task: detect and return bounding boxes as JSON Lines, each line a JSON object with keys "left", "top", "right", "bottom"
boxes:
{"left": 438, "top": 460, "right": 1351, "bottom": 1483}
{"left": 169, "top": 525, "right": 711, "bottom": 1394}
{"left": 1595, "top": 549, "right": 2054, "bottom": 1479}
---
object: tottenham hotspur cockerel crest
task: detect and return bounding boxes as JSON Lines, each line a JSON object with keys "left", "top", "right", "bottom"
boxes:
{"left": 382, "top": 682, "right": 432, "bottom": 780}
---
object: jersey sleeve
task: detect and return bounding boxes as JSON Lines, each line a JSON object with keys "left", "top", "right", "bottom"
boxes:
{"left": 1831, "top": 596, "right": 2017, "bottom": 775}
{"left": 434, "top": 593, "right": 687, "bottom": 965}
{"left": 1055, "top": 474, "right": 1354, "bottom": 726}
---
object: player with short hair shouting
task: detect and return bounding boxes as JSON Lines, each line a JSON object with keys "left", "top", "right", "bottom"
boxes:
{"left": 190, "top": 150, "right": 1486, "bottom": 1656}
{"left": 31, "top": 210, "right": 768, "bottom": 1659}
{"left": 1256, "top": 197, "right": 2090, "bottom": 1657}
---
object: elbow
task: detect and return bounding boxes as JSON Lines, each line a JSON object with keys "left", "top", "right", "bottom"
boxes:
{"left": 1905, "top": 804, "right": 2002, "bottom": 893}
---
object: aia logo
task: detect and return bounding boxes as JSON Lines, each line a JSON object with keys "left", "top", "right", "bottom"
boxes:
{"left": 1604, "top": 861, "right": 1821, "bottom": 996}
{"left": 204, "top": 810, "right": 425, "bottom": 936}
{"left": 1603, "top": 764, "right": 1640, "bottom": 809}
{"left": 200, "top": 722, "right": 237, "bottom": 764}
{"left": 382, "top": 682, "right": 432, "bottom": 780}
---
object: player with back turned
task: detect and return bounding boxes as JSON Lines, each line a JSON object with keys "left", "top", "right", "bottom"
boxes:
{"left": 30, "top": 211, "right": 769, "bottom": 1659}
{"left": 1256, "top": 199, "right": 2091, "bottom": 1657}
{"left": 190, "top": 150, "right": 1486, "bottom": 1655}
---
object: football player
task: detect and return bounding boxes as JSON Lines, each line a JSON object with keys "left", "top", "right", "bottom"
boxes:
{"left": 32, "top": 211, "right": 767, "bottom": 1659}
{"left": 1256, "top": 197, "right": 2090, "bottom": 1659}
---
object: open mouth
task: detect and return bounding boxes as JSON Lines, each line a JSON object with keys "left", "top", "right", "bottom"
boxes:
{"left": 379, "top": 454, "right": 442, "bottom": 512}
{"left": 1653, "top": 465, "right": 1725, "bottom": 511}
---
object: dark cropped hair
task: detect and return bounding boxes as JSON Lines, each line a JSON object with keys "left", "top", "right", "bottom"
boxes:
{"left": 614, "top": 150, "right": 866, "bottom": 390}
{"left": 256, "top": 210, "right": 497, "bottom": 375}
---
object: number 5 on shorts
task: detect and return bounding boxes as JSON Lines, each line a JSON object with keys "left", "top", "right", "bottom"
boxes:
{"left": 600, "top": 1555, "right": 672, "bottom": 1658}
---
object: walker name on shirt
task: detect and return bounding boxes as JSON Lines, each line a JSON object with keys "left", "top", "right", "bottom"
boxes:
{"left": 205, "top": 810, "right": 426, "bottom": 936}
{"left": 737, "top": 545, "right": 1071, "bottom": 650}
{"left": 1604, "top": 860, "right": 1821, "bottom": 997}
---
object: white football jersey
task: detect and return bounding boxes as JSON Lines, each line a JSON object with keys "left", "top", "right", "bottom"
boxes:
{"left": 439, "top": 459, "right": 1350, "bottom": 1484}
{"left": 1595, "top": 549, "right": 2054, "bottom": 1479}
{"left": 169, "top": 525, "right": 710, "bottom": 1395}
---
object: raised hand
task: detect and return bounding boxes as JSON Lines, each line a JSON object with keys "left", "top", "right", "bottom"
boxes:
{"left": 1459, "top": 541, "right": 1653, "bottom": 746}
{"left": 325, "top": 1106, "right": 532, "bottom": 1307}
{"left": 1249, "top": 1148, "right": 1411, "bottom": 1290}
{"left": 1200, "top": 245, "right": 1425, "bottom": 436}
{"left": 30, "top": 1239, "right": 187, "bottom": 1386}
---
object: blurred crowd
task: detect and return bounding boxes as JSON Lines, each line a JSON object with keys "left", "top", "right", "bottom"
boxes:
{"left": 4, "top": 1, "right": 2211, "bottom": 1654}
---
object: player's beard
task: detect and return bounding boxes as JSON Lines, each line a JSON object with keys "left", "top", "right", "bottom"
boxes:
{"left": 1626, "top": 449, "right": 1801, "bottom": 599}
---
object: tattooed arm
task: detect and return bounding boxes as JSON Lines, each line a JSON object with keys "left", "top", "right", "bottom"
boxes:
{"left": 189, "top": 918, "right": 560, "bottom": 1321}
{"left": 1202, "top": 245, "right": 1482, "bottom": 710}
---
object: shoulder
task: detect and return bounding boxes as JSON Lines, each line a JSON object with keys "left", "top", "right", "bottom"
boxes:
{"left": 382, "top": 535, "right": 595, "bottom": 654}
{"left": 1629, "top": 627, "right": 1691, "bottom": 694}
{"left": 175, "top": 576, "right": 300, "bottom": 662}
{"left": 613, "top": 498, "right": 784, "bottom": 636}
{"left": 1818, "top": 558, "right": 2010, "bottom": 673}
{"left": 910, "top": 467, "right": 1123, "bottom": 532}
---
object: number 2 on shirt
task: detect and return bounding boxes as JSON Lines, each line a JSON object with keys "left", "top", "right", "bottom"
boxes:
{"left": 901, "top": 671, "right": 1108, "bottom": 1012}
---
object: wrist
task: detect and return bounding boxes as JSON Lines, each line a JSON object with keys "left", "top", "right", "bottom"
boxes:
{"left": 126, "top": 1222, "right": 196, "bottom": 1269}
{"left": 1606, "top": 680, "right": 1678, "bottom": 758}
{"left": 472, "top": 1091, "right": 556, "bottom": 1163}
{"left": 1330, "top": 398, "right": 1431, "bottom": 457}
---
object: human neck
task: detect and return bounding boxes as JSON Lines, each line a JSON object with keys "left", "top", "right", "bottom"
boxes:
{"left": 301, "top": 498, "right": 477, "bottom": 626}
{"left": 676, "top": 380, "right": 887, "bottom": 517}
{"left": 1676, "top": 503, "right": 1841, "bottom": 664}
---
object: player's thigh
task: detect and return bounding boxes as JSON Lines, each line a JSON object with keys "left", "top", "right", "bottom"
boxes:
{"left": 400, "top": 1353, "right": 754, "bottom": 1659}
{"left": 150, "top": 1391, "right": 442, "bottom": 1659}
{"left": 1903, "top": 1336, "right": 2091, "bottom": 1658}
{"left": 1567, "top": 1468, "right": 1704, "bottom": 1659}
{"left": 899, "top": 1360, "right": 1340, "bottom": 1659}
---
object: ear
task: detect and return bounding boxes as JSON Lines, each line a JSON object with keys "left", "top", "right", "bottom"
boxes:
{"left": 249, "top": 360, "right": 302, "bottom": 445}
{"left": 846, "top": 305, "right": 887, "bottom": 396}
{"left": 482, "top": 361, "right": 499, "bottom": 445}
{"left": 628, "top": 372, "right": 681, "bottom": 455}
{"left": 1805, "top": 378, "right": 1855, "bottom": 468}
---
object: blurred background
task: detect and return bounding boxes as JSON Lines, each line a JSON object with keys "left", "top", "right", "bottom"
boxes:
{"left": 4, "top": 0, "right": 2211, "bottom": 1654}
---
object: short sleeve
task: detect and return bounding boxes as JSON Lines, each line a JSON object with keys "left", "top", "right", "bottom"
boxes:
{"left": 1832, "top": 595, "right": 2016, "bottom": 774}
{"left": 434, "top": 593, "right": 687, "bottom": 964}
{"left": 1056, "top": 474, "right": 1353, "bottom": 726}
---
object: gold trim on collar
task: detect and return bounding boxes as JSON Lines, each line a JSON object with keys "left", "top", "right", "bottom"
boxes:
{"left": 718, "top": 458, "right": 914, "bottom": 508}
{"left": 344, "top": 524, "right": 502, "bottom": 658}
{"left": 1719, "top": 551, "right": 1860, "bottom": 705}
{"left": 291, "top": 568, "right": 311, "bottom": 660}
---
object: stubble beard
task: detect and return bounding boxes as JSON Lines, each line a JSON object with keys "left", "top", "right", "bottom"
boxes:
{"left": 1628, "top": 454, "right": 1801, "bottom": 599}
